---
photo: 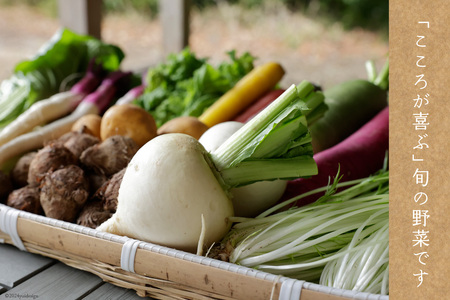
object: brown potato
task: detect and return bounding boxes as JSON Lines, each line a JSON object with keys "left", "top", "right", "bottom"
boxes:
{"left": 72, "top": 114, "right": 102, "bottom": 139}
{"left": 100, "top": 104, "right": 157, "bottom": 148}
{"left": 157, "top": 116, "right": 209, "bottom": 140}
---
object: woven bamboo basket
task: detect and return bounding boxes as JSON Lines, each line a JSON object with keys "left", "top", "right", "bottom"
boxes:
{"left": 0, "top": 204, "right": 388, "bottom": 300}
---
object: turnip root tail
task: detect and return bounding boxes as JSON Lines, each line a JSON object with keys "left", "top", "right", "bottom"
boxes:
{"left": 96, "top": 215, "right": 124, "bottom": 236}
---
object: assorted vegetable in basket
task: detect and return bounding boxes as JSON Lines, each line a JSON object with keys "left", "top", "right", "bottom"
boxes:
{"left": 0, "top": 27, "right": 390, "bottom": 297}
{"left": 98, "top": 81, "right": 326, "bottom": 253}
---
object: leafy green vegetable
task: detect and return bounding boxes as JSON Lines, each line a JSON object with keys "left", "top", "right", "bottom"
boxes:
{"left": 0, "top": 28, "right": 125, "bottom": 129}
{"left": 217, "top": 169, "right": 388, "bottom": 293}
{"left": 211, "top": 82, "right": 325, "bottom": 188}
{"left": 134, "top": 48, "right": 256, "bottom": 127}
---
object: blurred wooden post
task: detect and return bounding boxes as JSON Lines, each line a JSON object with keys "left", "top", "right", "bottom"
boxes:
{"left": 160, "top": 0, "right": 191, "bottom": 55}
{"left": 57, "top": 0, "right": 103, "bottom": 39}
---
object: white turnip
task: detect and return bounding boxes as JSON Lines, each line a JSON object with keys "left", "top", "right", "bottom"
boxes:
{"left": 98, "top": 133, "right": 234, "bottom": 253}
{"left": 98, "top": 82, "right": 325, "bottom": 253}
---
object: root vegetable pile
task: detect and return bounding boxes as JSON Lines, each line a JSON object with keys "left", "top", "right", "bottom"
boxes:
{"left": 1, "top": 77, "right": 161, "bottom": 228}
{"left": 3, "top": 130, "right": 137, "bottom": 228}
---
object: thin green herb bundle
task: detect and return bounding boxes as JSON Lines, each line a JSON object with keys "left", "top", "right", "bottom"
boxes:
{"left": 216, "top": 169, "right": 389, "bottom": 294}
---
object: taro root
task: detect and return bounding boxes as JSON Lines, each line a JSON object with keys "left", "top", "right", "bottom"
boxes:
{"left": 94, "top": 168, "right": 125, "bottom": 212}
{"left": 80, "top": 135, "right": 138, "bottom": 177}
{"left": 28, "top": 143, "right": 77, "bottom": 187}
{"left": 86, "top": 171, "right": 108, "bottom": 195}
{"left": 0, "top": 170, "right": 13, "bottom": 203}
{"left": 7, "top": 185, "right": 43, "bottom": 215}
{"left": 10, "top": 152, "right": 37, "bottom": 188}
{"left": 76, "top": 201, "right": 112, "bottom": 229}
{"left": 40, "top": 165, "right": 89, "bottom": 222}
{"left": 60, "top": 131, "right": 100, "bottom": 158}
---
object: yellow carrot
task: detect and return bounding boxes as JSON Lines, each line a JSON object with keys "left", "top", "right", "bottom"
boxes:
{"left": 198, "top": 62, "right": 285, "bottom": 127}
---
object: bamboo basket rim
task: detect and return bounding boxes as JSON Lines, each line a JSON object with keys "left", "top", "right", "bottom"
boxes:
{"left": 0, "top": 204, "right": 389, "bottom": 300}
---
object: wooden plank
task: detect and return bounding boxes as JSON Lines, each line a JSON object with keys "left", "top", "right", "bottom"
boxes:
{"left": 0, "top": 244, "right": 54, "bottom": 288}
{"left": 83, "top": 282, "right": 144, "bottom": 300}
{"left": 57, "top": 0, "right": 102, "bottom": 39}
{"left": 160, "top": 0, "right": 191, "bottom": 55}
{"left": 2, "top": 262, "right": 103, "bottom": 299}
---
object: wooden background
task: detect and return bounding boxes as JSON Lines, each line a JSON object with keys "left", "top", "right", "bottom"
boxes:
{"left": 389, "top": 0, "right": 449, "bottom": 299}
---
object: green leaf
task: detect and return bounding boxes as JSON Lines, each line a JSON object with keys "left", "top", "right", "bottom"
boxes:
{"left": 136, "top": 48, "right": 256, "bottom": 127}
{"left": 211, "top": 82, "right": 325, "bottom": 188}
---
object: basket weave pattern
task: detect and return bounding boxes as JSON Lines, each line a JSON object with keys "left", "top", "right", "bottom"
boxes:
{"left": 0, "top": 204, "right": 388, "bottom": 300}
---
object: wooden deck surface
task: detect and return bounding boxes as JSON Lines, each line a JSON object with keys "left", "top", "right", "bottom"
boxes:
{"left": 0, "top": 243, "right": 147, "bottom": 300}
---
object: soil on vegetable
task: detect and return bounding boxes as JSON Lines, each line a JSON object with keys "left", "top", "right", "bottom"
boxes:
{"left": 0, "top": 4, "right": 388, "bottom": 89}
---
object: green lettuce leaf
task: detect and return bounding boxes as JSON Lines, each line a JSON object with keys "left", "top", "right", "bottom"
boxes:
{"left": 135, "top": 48, "right": 256, "bottom": 127}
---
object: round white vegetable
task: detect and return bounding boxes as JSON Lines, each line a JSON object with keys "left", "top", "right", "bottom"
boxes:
{"left": 97, "top": 133, "right": 234, "bottom": 253}
{"left": 199, "top": 121, "right": 287, "bottom": 218}
{"left": 199, "top": 121, "right": 244, "bottom": 153}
